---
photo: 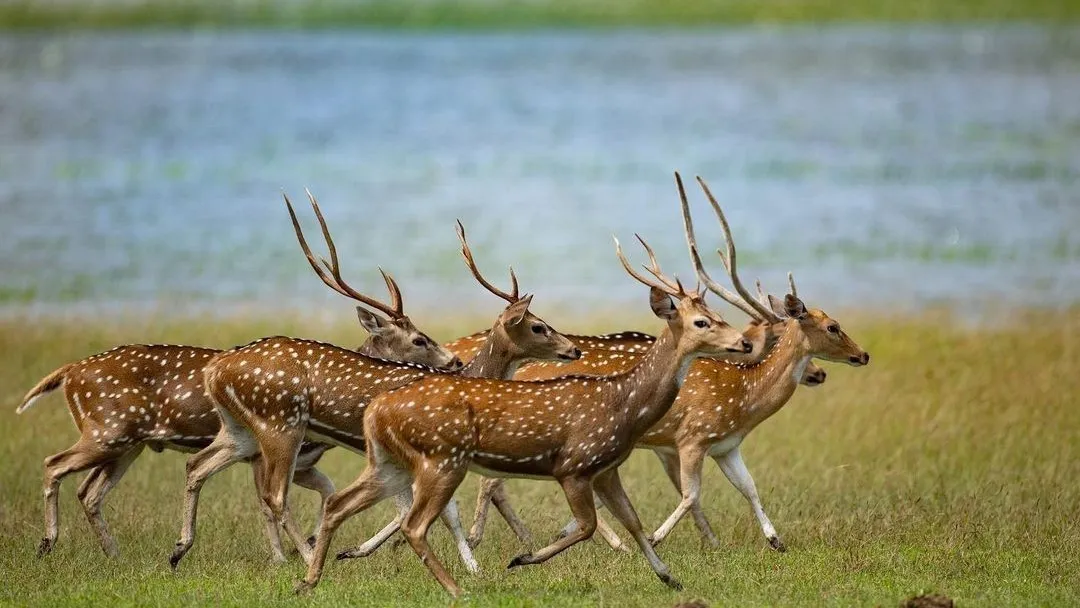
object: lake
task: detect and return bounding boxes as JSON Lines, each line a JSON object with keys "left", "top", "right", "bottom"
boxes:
{"left": 1, "top": 26, "right": 1078, "bottom": 318}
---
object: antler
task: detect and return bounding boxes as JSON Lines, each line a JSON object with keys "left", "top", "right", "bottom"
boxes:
{"left": 285, "top": 190, "right": 405, "bottom": 319}
{"left": 456, "top": 220, "right": 520, "bottom": 304}
{"left": 694, "top": 176, "right": 781, "bottom": 323}
{"left": 614, "top": 234, "right": 688, "bottom": 299}
{"left": 676, "top": 172, "right": 764, "bottom": 320}
{"left": 787, "top": 271, "right": 798, "bottom": 298}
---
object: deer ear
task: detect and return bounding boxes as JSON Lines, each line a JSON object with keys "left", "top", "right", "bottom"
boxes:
{"left": 503, "top": 294, "right": 533, "bottom": 326}
{"left": 783, "top": 294, "right": 808, "bottom": 320}
{"left": 649, "top": 287, "right": 678, "bottom": 320}
{"left": 356, "top": 306, "right": 390, "bottom": 334}
{"left": 767, "top": 294, "right": 788, "bottom": 318}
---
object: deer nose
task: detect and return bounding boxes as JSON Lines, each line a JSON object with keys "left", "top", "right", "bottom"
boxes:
{"left": 740, "top": 339, "right": 753, "bottom": 353}
{"left": 849, "top": 352, "right": 869, "bottom": 365}
{"left": 448, "top": 357, "right": 464, "bottom": 370}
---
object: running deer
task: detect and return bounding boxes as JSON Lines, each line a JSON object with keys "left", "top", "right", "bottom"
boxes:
{"left": 296, "top": 184, "right": 758, "bottom": 598}
{"left": 14, "top": 191, "right": 461, "bottom": 561}
{"left": 588, "top": 174, "right": 869, "bottom": 551}
{"left": 168, "top": 219, "right": 582, "bottom": 571}
{"left": 452, "top": 321, "right": 827, "bottom": 554}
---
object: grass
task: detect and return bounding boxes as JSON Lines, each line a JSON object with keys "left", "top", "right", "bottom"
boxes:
{"left": 1, "top": 309, "right": 1078, "bottom": 607}
{"left": 1, "top": 0, "right": 1079, "bottom": 30}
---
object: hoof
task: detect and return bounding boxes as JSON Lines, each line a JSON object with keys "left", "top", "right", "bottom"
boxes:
{"left": 293, "top": 580, "right": 315, "bottom": 596}
{"left": 658, "top": 572, "right": 683, "bottom": 591}
{"left": 768, "top": 536, "right": 787, "bottom": 553}
{"left": 36, "top": 538, "right": 53, "bottom": 558}
{"left": 466, "top": 535, "right": 481, "bottom": 550}
{"left": 168, "top": 545, "right": 185, "bottom": 571}
{"left": 647, "top": 534, "right": 661, "bottom": 548}
{"left": 506, "top": 553, "right": 532, "bottom": 569}
{"left": 306, "top": 535, "right": 316, "bottom": 549}
{"left": 335, "top": 547, "right": 365, "bottom": 561}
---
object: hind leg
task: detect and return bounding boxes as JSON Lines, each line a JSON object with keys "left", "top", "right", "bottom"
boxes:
{"left": 250, "top": 456, "right": 287, "bottom": 563}
{"left": 169, "top": 421, "right": 258, "bottom": 569}
{"left": 255, "top": 429, "right": 314, "bottom": 563}
{"left": 296, "top": 460, "right": 412, "bottom": 593}
{"left": 39, "top": 438, "right": 124, "bottom": 557}
{"left": 77, "top": 445, "right": 144, "bottom": 557}
{"left": 400, "top": 466, "right": 470, "bottom": 597}
{"left": 507, "top": 476, "right": 596, "bottom": 569}
{"left": 291, "top": 453, "right": 335, "bottom": 545}
{"left": 593, "top": 468, "right": 682, "bottom": 591}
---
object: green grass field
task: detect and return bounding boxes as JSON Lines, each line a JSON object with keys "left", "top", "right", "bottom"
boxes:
{"left": 1, "top": 309, "right": 1077, "bottom": 607}
{"left": 1, "top": 0, "right": 1079, "bottom": 29}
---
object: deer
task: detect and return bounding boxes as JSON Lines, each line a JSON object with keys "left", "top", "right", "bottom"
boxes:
{"left": 168, "top": 216, "right": 583, "bottom": 572}
{"left": 555, "top": 175, "right": 870, "bottom": 552}
{"left": 448, "top": 322, "right": 828, "bottom": 555}
{"left": 14, "top": 191, "right": 462, "bottom": 562}
{"left": 295, "top": 174, "right": 761, "bottom": 598}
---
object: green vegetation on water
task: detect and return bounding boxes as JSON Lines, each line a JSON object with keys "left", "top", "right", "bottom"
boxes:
{"left": 1, "top": 0, "right": 1079, "bottom": 30}
{"left": 1, "top": 310, "right": 1077, "bottom": 606}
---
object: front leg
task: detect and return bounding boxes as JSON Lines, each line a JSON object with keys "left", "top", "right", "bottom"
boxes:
{"left": 653, "top": 450, "right": 720, "bottom": 548}
{"left": 649, "top": 443, "right": 707, "bottom": 547}
{"left": 713, "top": 446, "right": 784, "bottom": 552}
{"left": 592, "top": 468, "right": 682, "bottom": 591}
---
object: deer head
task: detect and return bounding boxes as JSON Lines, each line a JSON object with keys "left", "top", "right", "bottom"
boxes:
{"left": 763, "top": 275, "right": 870, "bottom": 367}
{"left": 456, "top": 221, "right": 581, "bottom": 363}
{"left": 285, "top": 190, "right": 462, "bottom": 370}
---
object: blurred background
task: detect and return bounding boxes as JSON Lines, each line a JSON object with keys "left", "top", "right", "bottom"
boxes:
{"left": 1, "top": 1, "right": 1079, "bottom": 321}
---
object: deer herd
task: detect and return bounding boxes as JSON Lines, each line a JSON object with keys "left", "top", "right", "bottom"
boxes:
{"left": 18, "top": 173, "right": 869, "bottom": 597}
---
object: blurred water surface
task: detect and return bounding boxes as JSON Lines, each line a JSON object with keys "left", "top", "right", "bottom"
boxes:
{"left": 1, "top": 26, "right": 1078, "bottom": 318}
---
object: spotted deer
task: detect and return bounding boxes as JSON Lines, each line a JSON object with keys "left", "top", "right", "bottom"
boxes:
{"left": 450, "top": 320, "right": 828, "bottom": 555}
{"left": 168, "top": 219, "right": 582, "bottom": 571}
{"left": 560, "top": 175, "right": 870, "bottom": 552}
{"left": 14, "top": 191, "right": 461, "bottom": 561}
{"left": 296, "top": 186, "right": 760, "bottom": 598}
{"left": 339, "top": 330, "right": 678, "bottom": 559}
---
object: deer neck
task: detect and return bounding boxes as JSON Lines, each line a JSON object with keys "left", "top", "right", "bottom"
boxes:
{"left": 355, "top": 336, "right": 390, "bottom": 359}
{"left": 613, "top": 329, "right": 697, "bottom": 438}
{"left": 461, "top": 326, "right": 527, "bottom": 380}
{"left": 731, "top": 318, "right": 811, "bottom": 422}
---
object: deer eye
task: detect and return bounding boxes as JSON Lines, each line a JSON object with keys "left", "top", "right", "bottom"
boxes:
{"left": 412, "top": 338, "right": 427, "bottom": 347}
{"left": 531, "top": 324, "right": 546, "bottom": 335}
{"left": 693, "top": 319, "right": 709, "bottom": 329}
{"left": 827, "top": 325, "right": 839, "bottom": 334}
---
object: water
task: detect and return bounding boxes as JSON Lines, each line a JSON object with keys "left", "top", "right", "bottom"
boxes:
{"left": 1, "top": 26, "right": 1078, "bottom": 318}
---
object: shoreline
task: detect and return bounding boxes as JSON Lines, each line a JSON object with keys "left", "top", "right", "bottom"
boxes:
{"left": 2, "top": 1, "right": 1079, "bottom": 30}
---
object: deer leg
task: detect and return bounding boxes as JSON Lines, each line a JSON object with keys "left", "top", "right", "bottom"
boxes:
{"left": 39, "top": 438, "right": 123, "bottom": 557}
{"left": 250, "top": 456, "right": 287, "bottom": 563}
{"left": 650, "top": 443, "right": 707, "bottom": 547}
{"left": 488, "top": 479, "right": 533, "bottom": 545}
{"left": 335, "top": 491, "right": 410, "bottom": 560}
{"left": 466, "top": 477, "right": 498, "bottom": 549}
{"left": 292, "top": 443, "right": 335, "bottom": 545}
{"left": 595, "top": 514, "right": 631, "bottom": 552}
{"left": 170, "top": 420, "right": 257, "bottom": 570}
{"left": 296, "top": 459, "right": 412, "bottom": 594}
{"left": 714, "top": 446, "right": 784, "bottom": 552}
{"left": 77, "top": 445, "right": 144, "bottom": 558}
{"left": 592, "top": 468, "right": 682, "bottom": 591}
{"left": 654, "top": 450, "right": 720, "bottom": 548}
{"left": 507, "top": 476, "right": 595, "bottom": 568}
{"left": 438, "top": 496, "right": 479, "bottom": 573}
{"left": 400, "top": 466, "right": 470, "bottom": 597}
{"left": 553, "top": 499, "right": 626, "bottom": 551}
{"left": 255, "top": 429, "right": 313, "bottom": 564}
